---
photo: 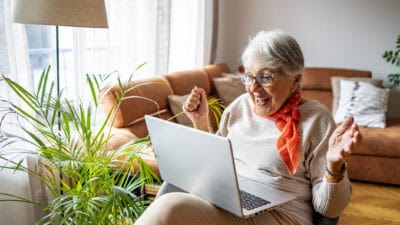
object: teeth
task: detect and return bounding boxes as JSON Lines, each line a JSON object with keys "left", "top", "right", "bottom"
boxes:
{"left": 255, "top": 96, "right": 269, "bottom": 106}
{"left": 256, "top": 97, "right": 269, "bottom": 102}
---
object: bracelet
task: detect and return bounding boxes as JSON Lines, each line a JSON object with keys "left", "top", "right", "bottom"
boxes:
{"left": 325, "top": 173, "right": 344, "bottom": 183}
{"left": 326, "top": 163, "right": 347, "bottom": 177}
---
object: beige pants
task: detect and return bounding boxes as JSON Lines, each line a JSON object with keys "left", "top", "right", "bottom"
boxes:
{"left": 134, "top": 192, "right": 299, "bottom": 225}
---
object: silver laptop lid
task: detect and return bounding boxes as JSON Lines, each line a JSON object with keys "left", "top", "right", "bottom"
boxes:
{"left": 145, "top": 115, "right": 243, "bottom": 216}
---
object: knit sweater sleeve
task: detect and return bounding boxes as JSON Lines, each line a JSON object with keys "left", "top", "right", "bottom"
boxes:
{"left": 305, "top": 107, "right": 352, "bottom": 218}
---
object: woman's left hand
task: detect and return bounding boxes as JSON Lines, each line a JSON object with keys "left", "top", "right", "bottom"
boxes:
{"left": 326, "top": 116, "right": 362, "bottom": 173}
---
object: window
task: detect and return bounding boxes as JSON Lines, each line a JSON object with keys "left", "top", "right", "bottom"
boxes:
{"left": 24, "top": 0, "right": 213, "bottom": 103}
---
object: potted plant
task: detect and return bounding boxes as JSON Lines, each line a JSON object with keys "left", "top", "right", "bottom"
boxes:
{"left": 0, "top": 64, "right": 160, "bottom": 224}
{"left": 0, "top": 64, "right": 226, "bottom": 224}
{"left": 382, "top": 34, "right": 400, "bottom": 87}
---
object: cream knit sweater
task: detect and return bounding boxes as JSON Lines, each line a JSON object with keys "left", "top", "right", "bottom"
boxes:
{"left": 217, "top": 94, "right": 352, "bottom": 225}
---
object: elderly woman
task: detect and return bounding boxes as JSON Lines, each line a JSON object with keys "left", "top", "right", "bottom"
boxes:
{"left": 135, "top": 30, "right": 361, "bottom": 225}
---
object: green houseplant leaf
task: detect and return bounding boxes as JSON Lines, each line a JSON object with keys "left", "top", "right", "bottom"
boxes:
{"left": 382, "top": 34, "right": 400, "bottom": 87}
{"left": 0, "top": 64, "right": 160, "bottom": 224}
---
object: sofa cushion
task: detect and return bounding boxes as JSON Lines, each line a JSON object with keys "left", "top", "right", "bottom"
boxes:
{"left": 354, "top": 118, "right": 400, "bottom": 158}
{"left": 301, "top": 90, "right": 333, "bottom": 112}
{"left": 167, "top": 94, "right": 221, "bottom": 132}
{"left": 347, "top": 154, "right": 400, "bottom": 185}
{"left": 164, "top": 69, "right": 211, "bottom": 96}
{"left": 203, "top": 64, "right": 231, "bottom": 94}
{"left": 167, "top": 94, "right": 193, "bottom": 127}
{"left": 105, "top": 127, "right": 139, "bottom": 152}
{"left": 302, "top": 67, "right": 371, "bottom": 91}
{"left": 334, "top": 80, "right": 389, "bottom": 128}
{"left": 301, "top": 68, "right": 371, "bottom": 114}
{"left": 100, "top": 77, "right": 173, "bottom": 128}
{"left": 128, "top": 110, "right": 174, "bottom": 138}
{"left": 331, "top": 76, "right": 383, "bottom": 113}
{"left": 212, "top": 73, "right": 246, "bottom": 105}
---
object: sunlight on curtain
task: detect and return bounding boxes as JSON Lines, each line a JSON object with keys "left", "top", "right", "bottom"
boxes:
{"left": 61, "top": 0, "right": 161, "bottom": 103}
{"left": 0, "top": 0, "right": 35, "bottom": 224}
{"left": 24, "top": 0, "right": 163, "bottom": 105}
{"left": 0, "top": 0, "right": 215, "bottom": 223}
{"left": 168, "top": 0, "right": 214, "bottom": 72}
{"left": 61, "top": 0, "right": 214, "bottom": 102}
{"left": 74, "top": 0, "right": 159, "bottom": 79}
{"left": 25, "top": 0, "right": 214, "bottom": 104}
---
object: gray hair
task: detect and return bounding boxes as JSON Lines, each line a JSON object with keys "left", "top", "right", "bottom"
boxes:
{"left": 241, "top": 29, "right": 304, "bottom": 84}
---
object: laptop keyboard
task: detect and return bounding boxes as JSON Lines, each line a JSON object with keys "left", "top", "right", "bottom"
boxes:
{"left": 239, "top": 190, "right": 271, "bottom": 210}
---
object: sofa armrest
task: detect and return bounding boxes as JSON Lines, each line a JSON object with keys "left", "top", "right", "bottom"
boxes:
{"left": 104, "top": 127, "right": 139, "bottom": 152}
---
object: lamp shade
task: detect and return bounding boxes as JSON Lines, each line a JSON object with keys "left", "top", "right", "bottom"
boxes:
{"left": 13, "top": 0, "right": 108, "bottom": 28}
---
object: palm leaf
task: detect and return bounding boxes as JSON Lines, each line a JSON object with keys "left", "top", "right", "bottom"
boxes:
{"left": 0, "top": 193, "right": 47, "bottom": 208}
{"left": 38, "top": 65, "right": 51, "bottom": 105}
{"left": 1, "top": 64, "right": 162, "bottom": 224}
{"left": 87, "top": 74, "right": 98, "bottom": 106}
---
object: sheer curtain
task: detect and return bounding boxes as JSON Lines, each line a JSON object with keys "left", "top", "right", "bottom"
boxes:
{"left": 0, "top": 0, "right": 35, "bottom": 224}
{"left": 0, "top": 0, "right": 216, "bottom": 223}
{"left": 168, "top": 0, "right": 216, "bottom": 72}
{"left": 56, "top": 0, "right": 216, "bottom": 102}
{"left": 55, "top": 0, "right": 161, "bottom": 103}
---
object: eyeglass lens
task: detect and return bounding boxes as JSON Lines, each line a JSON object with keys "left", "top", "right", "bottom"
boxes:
{"left": 240, "top": 74, "right": 274, "bottom": 86}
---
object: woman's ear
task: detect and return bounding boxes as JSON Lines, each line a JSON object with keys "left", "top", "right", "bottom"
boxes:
{"left": 291, "top": 74, "right": 302, "bottom": 92}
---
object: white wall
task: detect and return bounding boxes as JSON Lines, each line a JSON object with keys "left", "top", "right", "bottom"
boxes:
{"left": 215, "top": 0, "right": 400, "bottom": 117}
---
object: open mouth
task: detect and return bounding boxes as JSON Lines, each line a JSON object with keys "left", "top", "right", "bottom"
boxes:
{"left": 255, "top": 96, "right": 270, "bottom": 106}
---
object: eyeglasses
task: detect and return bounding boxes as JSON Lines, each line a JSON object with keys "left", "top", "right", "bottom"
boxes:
{"left": 239, "top": 72, "right": 278, "bottom": 86}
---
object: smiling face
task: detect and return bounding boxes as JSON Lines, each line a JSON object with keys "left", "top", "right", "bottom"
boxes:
{"left": 244, "top": 64, "right": 300, "bottom": 117}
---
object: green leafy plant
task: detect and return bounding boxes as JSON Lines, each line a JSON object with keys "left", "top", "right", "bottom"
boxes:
{"left": 382, "top": 34, "right": 400, "bottom": 87}
{"left": 0, "top": 64, "right": 160, "bottom": 224}
{"left": 167, "top": 97, "right": 226, "bottom": 127}
{"left": 0, "top": 63, "right": 227, "bottom": 224}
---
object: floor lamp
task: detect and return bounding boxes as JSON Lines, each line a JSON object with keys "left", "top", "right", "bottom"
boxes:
{"left": 12, "top": 0, "right": 108, "bottom": 98}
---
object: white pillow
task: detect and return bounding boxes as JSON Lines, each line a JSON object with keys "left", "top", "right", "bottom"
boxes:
{"left": 330, "top": 76, "right": 383, "bottom": 114}
{"left": 334, "top": 80, "right": 389, "bottom": 128}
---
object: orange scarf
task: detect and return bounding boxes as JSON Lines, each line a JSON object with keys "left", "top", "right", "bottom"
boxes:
{"left": 254, "top": 91, "right": 301, "bottom": 175}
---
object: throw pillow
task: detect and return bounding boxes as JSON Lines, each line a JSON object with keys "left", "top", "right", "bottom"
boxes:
{"left": 213, "top": 73, "right": 246, "bottom": 105}
{"left": 334, "top": 80, "right": 389, "bottom": 128}
{"left": 331, "top": 76, "right": 383, "bottom": 114}
{"left": 331, "top": 76, "right": 383, "bottom": 113}
{"left": 167, "top": 94, "right": 193, "bottom": 127}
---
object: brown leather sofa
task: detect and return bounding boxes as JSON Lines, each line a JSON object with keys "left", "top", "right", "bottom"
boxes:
{"left": 100, "top": 64, "right": 231, "bottom": 173}
{"left": 101, "top": 64, "right": 400, "bottom": 185}
{"left": 302, "top": 68, "right": 400, "bottom": 185}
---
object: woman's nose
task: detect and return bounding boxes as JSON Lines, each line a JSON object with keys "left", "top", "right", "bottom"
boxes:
{"left": 249, "top": 78, "right": 262, "bottom": 92}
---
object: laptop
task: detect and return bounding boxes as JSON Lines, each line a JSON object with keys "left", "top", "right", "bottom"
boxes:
{"left": 144, "top": 115, "right": 297, "bottom": 217}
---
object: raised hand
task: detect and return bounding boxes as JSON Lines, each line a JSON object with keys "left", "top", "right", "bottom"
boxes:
{"left": 326, "top": 116, "right": 362, "bottom": 173}
{"left": 182, "top": 86, "right": 210, "bottom": 131}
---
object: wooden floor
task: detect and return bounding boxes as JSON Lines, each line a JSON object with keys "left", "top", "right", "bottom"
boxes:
{"left": 339, "top": 181, "right": 400, "bottom": 225}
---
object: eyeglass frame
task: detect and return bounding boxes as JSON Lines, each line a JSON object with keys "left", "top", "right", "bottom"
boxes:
{"left": 238, "top": 69, "right": 282, "bottom": 86}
